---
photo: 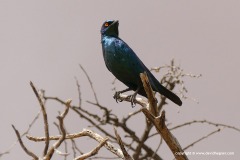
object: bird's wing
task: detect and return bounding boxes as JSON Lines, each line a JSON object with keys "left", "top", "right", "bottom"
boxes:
{"left": 116, "top": 38, "right": 147, "bottom": 73}
{"left": 117, "top": 38, "right": 182, "bottom": 106}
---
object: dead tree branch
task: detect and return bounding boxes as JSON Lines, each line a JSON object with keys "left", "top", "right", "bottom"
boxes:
{"left": 183, "top": 128, "right": 221, "bottom": 150}
{"left": 0, "top": 110, "right": 41, "bottom": 158}
{"left": 8, "top": 60, "right": 240, "bottom": 160}
{"left": 44, "top": 99, "right": 71, "bottom": 159}
{"left": 74, "top": 138, "right": 108, "bottom": 160}
{"left": 171, "top": 120, "right": 240, "bottom": 132}
{"left": 114, "top": 128, "right": 134, "bottom": 160}
{"left": 140, "top": 72, "right": 158, "bottom": 116}
{"left": 142, "top": 109, "right": 188, "bottom": 160}
{"left": 27, "top": 129, "right": 125, "bottom": 159}
{"left": 12, "top": 125, "right": 38, "bottom": 160}
{"left": 141, "top": 72, "right": 188, "bottom": 160}
{"left": 30, "top": 81, "right": 50, "bottom": 156}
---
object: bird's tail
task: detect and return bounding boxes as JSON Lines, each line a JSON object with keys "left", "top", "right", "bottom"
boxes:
{"left": 149, "top": 73, "right": 182, "bottom": 106}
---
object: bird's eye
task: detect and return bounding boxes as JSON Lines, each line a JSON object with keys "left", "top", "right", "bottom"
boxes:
{"left": 104, "top": 22, "right": 109, "bottom": 27}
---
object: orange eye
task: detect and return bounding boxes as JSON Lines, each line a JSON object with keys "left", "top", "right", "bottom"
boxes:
{"left": 104, "top": 22, "right": 109, "bottom": 27}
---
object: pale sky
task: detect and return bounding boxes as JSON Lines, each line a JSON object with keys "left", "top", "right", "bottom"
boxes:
{"left": 0, "top": 1, "right": 239, "bottom": 160}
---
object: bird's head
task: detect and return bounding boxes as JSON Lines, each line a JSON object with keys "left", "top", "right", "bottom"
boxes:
{"left": 101, "top": 20, "right": 119, "bottom": 37}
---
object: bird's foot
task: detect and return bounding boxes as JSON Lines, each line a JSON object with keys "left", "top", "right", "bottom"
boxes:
{"left": 113, "top": 91, "right": 123, "bottom": 103}
{"left": 113, "top": 88, "right": 139, "bottom": 107}
{"left": 128, "top": 87, "right": 140, "bottom": 107}
{"left": 113, "top": 88, "right": 131, "bottom": 103}
{"left": 113, "top": 91, "right": 136, "bottom": 107}
{"left": 126, "top": 94, "right": 137, "bottom": 108}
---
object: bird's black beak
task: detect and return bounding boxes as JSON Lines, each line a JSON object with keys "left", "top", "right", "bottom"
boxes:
{"left": 111, "top": 20, "right": 119, "bottom": 27}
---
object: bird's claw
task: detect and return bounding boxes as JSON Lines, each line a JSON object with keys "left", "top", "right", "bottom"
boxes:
{"left": 113, "top": 91, "right": 123, "bottom": 103}
{"left": 114, "top": 89, "right": 137, "bottom": 107}
{"left": 127, "top": 95, "right": 136, "bottom": 108}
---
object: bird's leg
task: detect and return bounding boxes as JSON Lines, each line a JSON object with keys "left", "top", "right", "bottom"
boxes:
{"left": 113, "top": 88, "right": 131, "bottom": 103}
{"left": 127, "top": 87, "right": 140, "bottom": 107}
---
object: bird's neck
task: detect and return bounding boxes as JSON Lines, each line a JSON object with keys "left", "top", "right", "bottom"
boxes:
{"left": 101, "top": 35, "right": 119, "bottom": 44}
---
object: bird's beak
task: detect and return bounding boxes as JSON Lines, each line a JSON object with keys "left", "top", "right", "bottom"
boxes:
{"left": 111, "top": 20, "right": 119, "bottom": 26}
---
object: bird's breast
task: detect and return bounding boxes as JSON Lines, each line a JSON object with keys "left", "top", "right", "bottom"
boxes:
{"left": 101, "top": 36, "right": 144, "bottom": 87}
{"left": 102, "top": 37, "right": 127, "bottom": 69}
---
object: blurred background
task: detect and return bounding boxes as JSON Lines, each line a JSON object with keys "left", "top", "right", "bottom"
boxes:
{"left": 0, "top": 1, "right": 239, "bottom": 159}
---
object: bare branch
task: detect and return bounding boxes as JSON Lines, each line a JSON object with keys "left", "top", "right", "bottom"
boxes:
{"left": 12, "top": 125, "right": 38, "bottom": 160}
{"left": 74, "top": 138, "right": 108, "bottom": 160}
{"left": 53, "top": 122, "right": 68, "bottom": 160}
{"left": 79, "top": 64, "right": 99, "bottom": 104}
{"left": 44, "top": 99, "right": 71, "bottom": 159}
{"left": 138, "top": 72, "right": 187, "bottom": 159}
{"left": 140, "top": 72, "right": 158, "bottom": 116}
{"left": 170, "top": 120, "right": 240, "bottom": 132}
{"left": 133, "top": 123, "right": 152, "bottom": 159}
{"left": 30, "top": 81, "right": 50, "bottom": 156}
{"left": 79, "top": 64, "right": 113, "bottom": 124}
{"left": 150, "top": 137, "right": 163, "bottom": 160}
{"left": 122, "top": 109, "right": 142, "bottom": 123}
{"left": 27, "top": 129, "right": 125, "bottom": 159}
{"left": 142, "top": 109, "right": 188, "bottom": 160}
{"left": 9, "top": 61, "right": 238, "bottom": 160}
{"left": 75, "top": 77, "right": 82, "bottom": 107}
{"left": 183, "top": 128, "right": 221, "bottom": 150}
{"left": 44, "top": 96, "right": 105, "bottom": 126}
{"left": 114, "top": 128, "right": 133, "bottom": 160}
{"left": 71, "top": 139, "right": 84, "bottom": 158}
{"left": 0, "top": 110, "right": 41, "bottom": 158}
{"left": 139, "top": 72, "right": 188, "bottom": 159}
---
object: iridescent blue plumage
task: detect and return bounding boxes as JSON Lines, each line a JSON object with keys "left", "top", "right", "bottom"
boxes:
{"left": 101, "top": 20, "right": 182, "bottom": 106}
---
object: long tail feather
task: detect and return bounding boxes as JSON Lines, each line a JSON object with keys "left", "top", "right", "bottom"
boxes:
{"left": 148, "top": 72, "right": 182, "bottom": 106}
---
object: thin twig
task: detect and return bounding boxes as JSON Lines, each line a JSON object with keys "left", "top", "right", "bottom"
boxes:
{"left": 27, "top": 129, "right": 125, "bottom": 159}
{"left": 150, "top": 137, "right": 163, "bottom": 160}
{"left": 74, "top": 138, "right": 108, "bottom": 160}
{"left": 54, "top": 122, "right": 69, "bottom": 160}
{"left": 75, "top": 77, "right": 82, "bottom": 107}
{"left": 183, "top": 128, "right": 221, "bottom": 150}
{"left": 12, "top": 125, "right": 38, "bottom": 160}
{"left": 122, "top": 109, "right": 142, "bottom": 123}
{"left": 79, "top": 64, "right": 99, "bottom": 104}
{"left": 71, "top": 139, "right": 84, "bottom": 158}
{"left": 114, "top": 128, "right": 134, "bottom": 160}
{"left": 0, "top": 111, "right": 41, "bottom": 158}
{"left": 44, "top": 99, "right": 71, "bottom": 159}
{"left": 30, "top": 81, "right": 50, "bottom": 156}
{"left": 170, "top": 120, "right": 240, "bottom": 132}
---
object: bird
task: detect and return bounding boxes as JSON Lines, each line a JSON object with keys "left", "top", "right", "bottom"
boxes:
{"left": 101, "top": 20, "right": 182, "bottom": 106}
